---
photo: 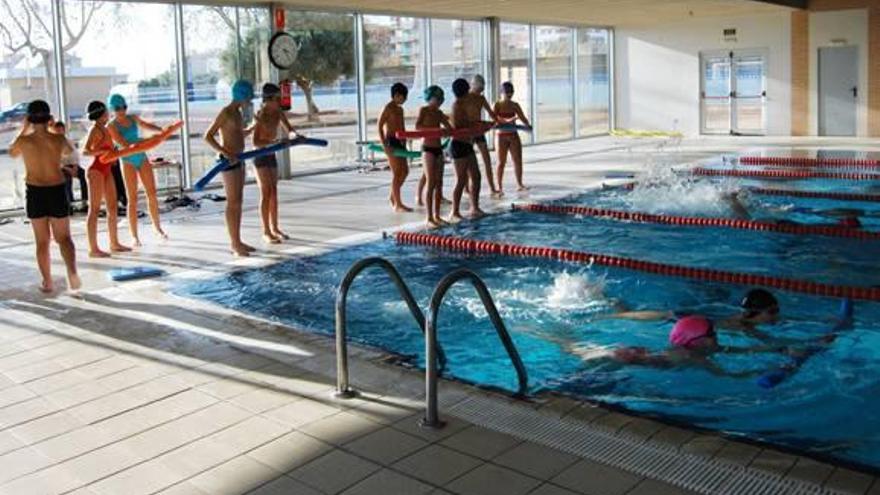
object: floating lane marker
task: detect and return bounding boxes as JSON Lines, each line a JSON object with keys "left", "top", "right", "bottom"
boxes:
{"left": 740, "top": 156, "right": 880, "bottom": 168}
{"left": 692, "top": 167, "right": 880, "bottom": 181}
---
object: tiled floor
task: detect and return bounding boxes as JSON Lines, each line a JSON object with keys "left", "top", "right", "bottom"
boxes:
{"left": 1, "top": 136, "right": 879, "bottom": 494}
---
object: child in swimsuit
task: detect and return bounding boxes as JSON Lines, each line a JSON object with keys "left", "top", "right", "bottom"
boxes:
{"left": 106, "top": 93, "right": 169, "bottom": 246}
{"left": 249, "top": 83, "right": 299, "bottom": 244}
{"left": 415, "top": 85, "right": 453, "bottom": 227}
{"left": 466, "top": 75, "right": 501, "bottom": 196}
{"left": 82, "top": 100, "right": 131, "bottom": 258}
{"left": 449, "top": 78, "right": 484, "bottom": 221}
{"left": 377, "top": 82, "right": 412, "bottom": 213}
{"left": 494, "top": 81, "right": 531, "bottom": 193}
{"left": 8, "top": 100, "right": 81, "bottom": 293}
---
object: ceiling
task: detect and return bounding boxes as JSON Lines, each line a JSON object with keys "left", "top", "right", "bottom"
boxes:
{"left": 255, "top": 0, "right": 797, "bottom": 26}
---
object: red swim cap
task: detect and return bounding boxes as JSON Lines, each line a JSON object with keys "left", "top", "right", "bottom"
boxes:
{"left": 669, "top": 316, "right": 715, "bottom": 349}
{"left": 838, "top": 216, "right": 861, "bottom": 228}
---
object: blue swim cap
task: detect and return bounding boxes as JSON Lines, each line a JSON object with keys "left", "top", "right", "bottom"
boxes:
{"left": 423, "top": 85, "right": 444, "bottom": 104}
{"left": 107, "top": 93, "right": 127, "bottom": 110}
{"left": 231, "top": 80, "right": 254, "bottom": 102}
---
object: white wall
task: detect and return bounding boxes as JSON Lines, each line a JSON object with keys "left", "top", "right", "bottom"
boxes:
{"left": 808, "top": 9, "right": 868, "bottom": 136}
{"left": 614, "top": 13, "right": 792, "bottom": 136}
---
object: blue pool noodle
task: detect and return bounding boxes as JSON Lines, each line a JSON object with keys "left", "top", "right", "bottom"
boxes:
{"left": 757, "top": 299, "right": 854, "bottom": 389}
{"left": 108, "top": 266, "right": 165, "bottom": 282}
{"left": 494, "top": 123, "right": 532, "bottom": 132}
{"left": 194, "top": 137, "right": 328, "bottom": 191}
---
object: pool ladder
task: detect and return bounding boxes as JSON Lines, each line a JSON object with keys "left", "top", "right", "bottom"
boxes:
{"left": 335, "top": 257, "right": 528, "bottom": 428}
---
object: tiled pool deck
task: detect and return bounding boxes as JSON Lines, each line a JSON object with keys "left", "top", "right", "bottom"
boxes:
{"left": 1, "top": 136, "right": 879, "bottom": 495}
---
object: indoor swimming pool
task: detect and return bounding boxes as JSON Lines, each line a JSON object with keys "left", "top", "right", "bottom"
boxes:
{"left": 176, "top": 155, "right": 880, "bottom": 471}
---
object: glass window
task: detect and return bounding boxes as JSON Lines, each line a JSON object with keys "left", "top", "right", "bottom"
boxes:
{"left": 363, "top": 15, "right": 426, "bottom": 139}
{"left": 499, "top": 23, "right": 531, "bottom": 122}
{"left": 535, "top": 25, "right": 573, "bottom": 142}
{"left": 0, "top": 0, "right": 58, "bottom": 210}
{"left": 578, "top": 28, "right": 610, "bottom": 135}
{"left": 281, "top": 10, "right": 358, "bottom": 173}
{"left": 431, "top": 19, "right": 483, "bottom": 112}
{"left": 62, "top": 0, "right": 183, "bottom": 192}
{"left": 182, "top": 5, "right": 243, "bottom": 183}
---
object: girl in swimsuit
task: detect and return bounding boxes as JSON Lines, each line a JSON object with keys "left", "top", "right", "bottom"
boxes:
{"left": 106, "top": 94, "right": 168, "bottom": 246}
{"left": 82, "top": 100, "right": 131, "bottom": 258}
{"left": 493, "top": 82, "right": 531, "bottom": 193}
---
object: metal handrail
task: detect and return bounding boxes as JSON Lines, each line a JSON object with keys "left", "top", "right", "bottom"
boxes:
{"left": 422, "top": 268, "right": 529, "bottom": 428}
{"left": 335, "top": 257, "right": 446, "bottom": 398}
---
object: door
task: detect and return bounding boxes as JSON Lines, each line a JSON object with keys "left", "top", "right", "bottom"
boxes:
{"left": 700, "top": 55, "right": 732, "bottom": 134}
{"left": 700, "top": 50, "right": 767, "bottom": 135}
{"left": 819, "top": 46, "right": 858, "bottom": 136}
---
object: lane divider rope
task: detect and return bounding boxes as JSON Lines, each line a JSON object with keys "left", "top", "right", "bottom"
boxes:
{"left": 693, "top": 167, "right": 880, "bottom": 181}
{"left": 515, "top": 203, "right": 880, "bottom": 240}
{"left": 741, "top": 156, "right": 880, "bottom": 168}
{"left": 748, "top": 187, "right": 880, "bottom": 203}
{"left": 395, "top": 232, "right": 880, "bottom": 301}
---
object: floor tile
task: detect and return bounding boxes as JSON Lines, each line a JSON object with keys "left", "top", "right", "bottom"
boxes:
{"left": 345, "top": 426, "right": 429, "bottom": 465}
{"left": 298, "top": 410, "right": 382, "bottom": 446}
{"left": 445, "top": 463, "right": 542, "bottom": 495}
{"left": 551, "top": 460, "right": 641, "bottom": 495}
{"left": 440, "top": 425, "right": 521, "bottom": 460}
{"left": 247, "top": 475, "right": 322, "bottom": 495}
{"left": 247, "top": 431, "right": 333, "bottom": 473}
{"left": 188, "top": 455, "right": 280, "bottom": 495}
{"left": 393, "top": 444, "right": 483, "bottom": 486}
{"left": 290, "top": 450, "right": 381, "bottom": 494}
{"left": 493, "top": 441, "right": 579, "bottom": 480}
{"left": 341, "top": 469, "right": 434, "bottom": 495}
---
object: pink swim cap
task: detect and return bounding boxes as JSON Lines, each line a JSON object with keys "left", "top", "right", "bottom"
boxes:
{"left": 669, "top": 316, "right": 715, "bottom": 349}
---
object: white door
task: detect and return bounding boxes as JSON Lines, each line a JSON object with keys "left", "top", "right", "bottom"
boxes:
{"left": 819, "top": 46, "right": 858, "bottom": 136}
{"left": 700, "top": 51, "right": 767, "bottom": 135}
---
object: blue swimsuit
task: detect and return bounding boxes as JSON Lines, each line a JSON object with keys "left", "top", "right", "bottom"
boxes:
{"left": 112, "top": 117, "right": 148, "bottom": 169}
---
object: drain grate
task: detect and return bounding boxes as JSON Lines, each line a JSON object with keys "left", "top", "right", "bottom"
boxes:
{"left": 446, "top": 396, "right": 845, "bottom": 495}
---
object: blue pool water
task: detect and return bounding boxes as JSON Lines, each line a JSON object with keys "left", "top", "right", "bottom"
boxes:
{"left": 177, "top": 171, "right": 880, "bottom": 470}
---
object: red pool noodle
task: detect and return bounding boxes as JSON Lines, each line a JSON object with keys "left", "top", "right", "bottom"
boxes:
{"left": 394, "top": 231, "right": 880, "bottom": 302}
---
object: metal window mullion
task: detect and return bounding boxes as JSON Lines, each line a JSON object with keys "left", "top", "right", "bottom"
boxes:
{"left": 608, "top": 28, "right": 615, "bottom": 132}
{"left": 173, "top": 1, "right": 193, "bottom": 188}
{"left": 571, "top": 27, "right": 579, "bottom": 139}
{"left": 354, "top": 13, "right": 367, "bottom": 151}
{"left": 485, "top": 18, "right": 498, "bottom": 107}
{"left": 234, "top": 7, "right": 243, "bottom": 79}
{"left": 528, "top": 24, "right": 538, "bottom": 144}
{"left": 423, "top": 19, "right": 432, "bottom": 85}
{"left": 50, "top": 0, "right": 66, "bottom": 121}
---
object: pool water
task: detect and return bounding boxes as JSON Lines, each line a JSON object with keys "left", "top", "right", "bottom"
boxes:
{"left": 176, "top": 169, "right": 880, "bottom": 471}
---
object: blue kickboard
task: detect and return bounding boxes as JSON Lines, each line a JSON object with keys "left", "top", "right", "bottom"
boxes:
{"left": 109, "top": 266, "right": 166, "bottom": 282}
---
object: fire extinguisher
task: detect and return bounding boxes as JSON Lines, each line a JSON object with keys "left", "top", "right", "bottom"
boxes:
{"left": 280, "top": 79, "right": 292, "bottom": 111}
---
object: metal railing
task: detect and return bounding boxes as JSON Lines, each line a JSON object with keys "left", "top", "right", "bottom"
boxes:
{"left": 335, "top": 257, "right": 446, "bottom": 398}
{"left": 422, "top": 268, "right": 528, "bottom": 428}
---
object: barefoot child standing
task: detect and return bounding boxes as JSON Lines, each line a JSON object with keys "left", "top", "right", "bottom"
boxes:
{"left": 449, "top": 78, "right": 484, "bottom": 221}
{"left": 415, "top": 85, "right": 453, "bottom": 227}
{"left": 249, "top": 83, "right": 298, "bottom": 244}
{"left": 8, "top": 100, "right": 81, "bottom": 292}
{"left": 377, "top": 82, "right": 412, "bottom": 212}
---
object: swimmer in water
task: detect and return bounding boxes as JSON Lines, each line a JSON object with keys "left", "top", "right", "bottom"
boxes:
{"left": 609, "top": 288, "right": 785, "bottom": 344}
{"left": 8, "top": 100, "right": 80, "bottom": 292}
{"left": 724, "top": 191, "right": 864, "bottom": 229}
{"left": 378, "top": 82, "right": 412, "bottom": 213}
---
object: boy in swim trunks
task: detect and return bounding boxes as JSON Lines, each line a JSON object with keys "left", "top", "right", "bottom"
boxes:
{"left": 204, "top": 80, "right": 255, "bottom": 257}
{"left": 378, "top": 82, "right": 412, "bottom": 212}
{"left": 8, "top": 100, "right": 81, "bottom": 293}
{"left": 249, "top": 83, "right": 299, "bottom": 244}
{"left": 53, "top": 121, "right": 88, "bottom": 213}
{"left": 449, "top": 78, "right": 484, "bottom": 221}
{"left": 466, "top": 75, "right": 501, "bottom": 196}
{"left": 416, "top": 85, "right": 453, "bottom": 227}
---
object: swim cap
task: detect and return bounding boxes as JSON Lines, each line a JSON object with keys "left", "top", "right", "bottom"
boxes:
{"left": 839, "top": 216, "right": 862, "bottom": 228}
{"left": 261, "top": 83, "right": 281, "bottom": 100}
{"left": 26, "top": 100, "right": 51, "bottom": 124}
{"left": 741, "top": 288, "right": 778, "bottom": 313}
{"left": 501, "top": 81, "right": 515, "bottom": 94}
{"left": 669, "top": 316, "right": 715, "bottom": 349}
{"left": 452, "top": 78, "right": 470, "bottom": 98}
{"left": 391, "top": 82, "right": 408, "bottom": 98}
{"left": 471, "top": 74, "right": 485, "bottom": 89}
{"left": 231, "top": 80, "right": 254, "bottom": 102}
{"left": 423, "top": 85, "right": 444, "bottom": 104}
{"left": 86, "top": 101, "right": 107, "bottom": 121}
{"left": 107, "top": 94, "right": 127, "bottom": 110}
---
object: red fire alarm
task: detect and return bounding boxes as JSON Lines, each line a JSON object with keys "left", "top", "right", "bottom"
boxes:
{"left": 274, "top": 8, "right": 285, "bottom": 31}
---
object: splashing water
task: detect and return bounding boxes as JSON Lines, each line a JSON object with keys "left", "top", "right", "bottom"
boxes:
{"left": 546, "top": 271, "right": 608, "bottom": 310}
{"left": 624, "top": 167, "right": 740, "bottom": 217}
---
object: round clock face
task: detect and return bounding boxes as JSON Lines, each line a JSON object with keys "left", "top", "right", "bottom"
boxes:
{"left": 269, "top": 32, "right": 298, "bottom": 70}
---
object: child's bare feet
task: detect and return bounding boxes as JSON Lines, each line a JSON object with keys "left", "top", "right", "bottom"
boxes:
{"left": 394, "top": 204, "right": 414, "bottom": 213}
{"left": 153, "top": 227, "right": 169, "bottom": 241}
{"left": 447, "top": 212, "right": 464, "bottom": 223}
{"left": 89, "top": 249, "right": 110, "bottom": 258}
{"left": 39, "top": 279, "right": 53, "bottom": 294}
{"left": 67, "top": 273, "right": 82, "bottom": 292}
{"left": 426, "top": 219, "right": 441, "bottom": 228}
{"left": 441, "top": 197, "right": 452, "bottom": 205}
{"left": 263, "top": 233, "right": 281, "bottom": 244}
{"left": 131, "top": 236, "right": 142, "bottom": 248}
{"left": 242, "top": 242, "right": 257, "bottom": 252}
{"left": 469, "top": 208, "right": 486, "bottom": 219}
{"left": 110, "top": 243, "right": 132, "bottom": 253}
{"left": 272, "top": 229, "right": 290, "bottom": 240}
{"left": 231, "top": 244, "right": 251, "bottom": 257}
{"left": 517, "top": 184, "right": 530, "bottom": 191}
